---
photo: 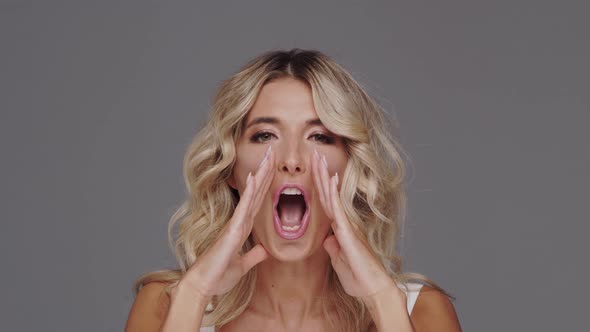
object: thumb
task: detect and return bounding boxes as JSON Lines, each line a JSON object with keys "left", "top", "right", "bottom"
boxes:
{"left": 240, "top": 243, "right": 269, "bottom": 274}
{"left": 323, "top": 235, "right": 341, "bottom": 259}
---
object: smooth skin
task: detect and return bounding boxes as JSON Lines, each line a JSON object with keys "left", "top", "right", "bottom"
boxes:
{"left": 125, "top": 77, "right": 461, "bottom": 332}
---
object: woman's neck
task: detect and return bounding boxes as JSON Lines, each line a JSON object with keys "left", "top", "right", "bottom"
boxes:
{"left": 249, "top": 249, "right": 331, "bottom": 323}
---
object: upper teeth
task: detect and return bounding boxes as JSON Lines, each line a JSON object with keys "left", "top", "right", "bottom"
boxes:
{"left": 281, "top": 187, "right": 302, "bottom": 195}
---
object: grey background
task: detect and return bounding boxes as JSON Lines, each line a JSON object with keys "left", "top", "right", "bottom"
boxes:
{"left": 1, "top": 0, "right": 588, "bottom": 331}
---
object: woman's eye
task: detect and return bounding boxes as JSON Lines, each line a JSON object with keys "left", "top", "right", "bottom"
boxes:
{"left": 250, "top": 131, "right": 277, "bottom": 143}
{"left": 310, "top": 133, "right": 334, "bottom": 144}
{"left": 249, "top": 131, "right": 335, "bottom": 144}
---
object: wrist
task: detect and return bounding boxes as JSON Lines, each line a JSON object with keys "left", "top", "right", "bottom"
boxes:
{"left": 363, "top": 282, "right": 412, "bottom": 331}
{"left": 364, "top": 282, "right": 406, "bottom": 314}
{"left": 174, "top": 280, "right": 212, "bottom": 307}
{"left": 161, "top": 282, "right": 211, "bottom": 332}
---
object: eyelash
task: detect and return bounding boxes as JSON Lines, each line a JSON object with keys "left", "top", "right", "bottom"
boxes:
{"left": 249, "top": 131, "right": 335, "bottom": 144}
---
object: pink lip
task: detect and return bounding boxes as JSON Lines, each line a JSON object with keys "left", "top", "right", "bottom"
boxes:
{"left": 273, "top": 183, "right": 310, "bottom": 240}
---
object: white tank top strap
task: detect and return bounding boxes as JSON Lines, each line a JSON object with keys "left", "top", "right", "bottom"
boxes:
{"left": 396, "top": 281, "right": 424, "bottom": 315}
{"left": 199, "top": 282, "right": 424, "bottom": 331}
{"left": 199, "top": 304, "right": 215, "bottom": 331}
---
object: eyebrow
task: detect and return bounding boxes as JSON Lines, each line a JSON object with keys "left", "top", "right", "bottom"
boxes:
{"left": 245, "top": 116, "right": 323, "bottom": 129}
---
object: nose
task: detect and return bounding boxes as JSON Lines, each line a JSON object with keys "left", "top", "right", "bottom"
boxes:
{"left": 276, "top": 143, "right": 307, "bottom": 176}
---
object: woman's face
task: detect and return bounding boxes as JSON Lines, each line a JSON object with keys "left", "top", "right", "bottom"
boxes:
{"left": 230, "top": 76, "right": 348, "bottom": 262}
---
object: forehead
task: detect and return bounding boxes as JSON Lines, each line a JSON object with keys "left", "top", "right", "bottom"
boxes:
{"left": 246, "top": 77, "right": 317, "bottom": 121}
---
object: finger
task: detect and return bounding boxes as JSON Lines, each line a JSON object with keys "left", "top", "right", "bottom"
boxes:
{"left": 329, "top": 172, "right": 362, "bottom": 248}
{"left": 226, "top": 146, "right": 271, "bottom": 254}
{"left": 255, "top": 152, "right": 275, "bottom": 212}
{"left": 328, "top": 173, "right": 348, "bottom": 233}
{"left": 240, "top": 243, "right": 269, "bottom": 274}
{"left": 227, "top": 172, "right": 256, "bottom": 237}
{"left": 329, "top": 172, "right": 371, "bottom": 247}
{"left": 251, "top": 145, "right": 275, "bottom": 214}
{"left": 246, "top": 172, "right": 259, "bottom": 217}
{"left": 316, "top": 150, "right": 334, "bottom": 219}
{"left": 209, "top": 174, "right": 255, "bottom": 267}
{"left": 323, "top": 234, "right": 340, "bottom": 260}
{"left": 312, "top": 149, "right": 332, "bottom": 220}
{"left": 250, "top": 145, "right": 271, "bottom": 211}
{"left": 319, "top": 153, "right": 335, "bottom": 219}
{"left": 323, "top": 235, "right": 348, "bottom": 272}
{"left": 329, "top": 174, "right": 373, "bottom": 262}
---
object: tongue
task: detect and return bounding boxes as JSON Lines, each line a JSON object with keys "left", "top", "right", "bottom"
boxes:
{"left": 278, "top": 196, "right": 305, "bottom": 226}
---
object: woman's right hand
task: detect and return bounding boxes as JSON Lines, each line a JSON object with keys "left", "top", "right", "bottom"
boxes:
{"left": 176, "top": 145, "right": 275, "bottom": 301}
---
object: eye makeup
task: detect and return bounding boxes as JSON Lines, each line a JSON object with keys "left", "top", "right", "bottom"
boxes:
{"left": 249, "top": 130, "right": 336, "bottom": 144}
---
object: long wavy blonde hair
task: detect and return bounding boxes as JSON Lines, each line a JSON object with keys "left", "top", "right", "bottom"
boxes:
{"left": 132, "top": 48, "right": 454, "bottom": 331}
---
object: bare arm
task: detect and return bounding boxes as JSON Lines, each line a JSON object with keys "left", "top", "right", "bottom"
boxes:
{"left": 409, "top": 285, "right": 462, "bottom": 332}
{"left": 159, "top": 282, "right": 211, "bottom": 332}
{"left": 125, "top": 281, "right": 211, "bottom": 332}
{"left": 366, "top": 285, "right": 462, "bottom": 332}
{"left": 124, "top": 282, "right": 171, "bottom": 332}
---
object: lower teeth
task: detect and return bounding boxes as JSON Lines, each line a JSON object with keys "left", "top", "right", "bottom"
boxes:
{"left": 281, "top": 224, "right": 300, "bottom": 231}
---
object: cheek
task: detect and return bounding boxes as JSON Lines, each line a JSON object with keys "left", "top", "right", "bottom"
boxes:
{"left": 233, "top": 151, "right": 259, "bottom": 187}
{"left": 237, "top": 144, "right": 266, "bottom": 169}
{"left": 334, "top": 154, "right": 348, "bottom": 173}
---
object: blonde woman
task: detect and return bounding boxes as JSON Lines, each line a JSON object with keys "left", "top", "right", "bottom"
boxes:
{"left": 125, "top": 49, "right": 461, "bottom": 332}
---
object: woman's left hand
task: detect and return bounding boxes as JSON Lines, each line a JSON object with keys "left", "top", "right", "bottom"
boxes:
{"left": 311, "top": 149, "right": 401, "bottom": 304}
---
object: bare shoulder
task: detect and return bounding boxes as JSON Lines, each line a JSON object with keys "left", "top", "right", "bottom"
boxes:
{"left": 410, "top": 285, "right": 462, "bottom": 331}
{"left": 125, "top": 281, "right": 172, "bottom": 332}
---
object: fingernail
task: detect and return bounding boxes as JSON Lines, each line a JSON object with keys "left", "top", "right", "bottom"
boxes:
{"left": 247, "top": 172, "right": 252, "bottom": 184}
{"left": 335, "top": 172, "right": 339, "bottom": 185}
{"left": 322, "top": 155, "right": 328, "bottom": 168}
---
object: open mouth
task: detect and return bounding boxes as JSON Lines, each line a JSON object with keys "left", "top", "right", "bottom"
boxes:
{"left": 273, "top": 184, "right": 310, "bottom": 240}
{"left": 277, "top": 192, "right": 306, "bottom": 230}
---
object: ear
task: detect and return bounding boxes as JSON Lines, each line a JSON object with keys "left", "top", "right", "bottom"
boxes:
{"left": 227, "top": 174, "right": 237, "bottom": 190}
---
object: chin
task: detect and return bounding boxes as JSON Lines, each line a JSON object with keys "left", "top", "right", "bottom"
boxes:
{"left": 268, "top": 247, "right": 314, "bottom": 262}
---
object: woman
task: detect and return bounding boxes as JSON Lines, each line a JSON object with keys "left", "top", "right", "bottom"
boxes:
{"left": 125, "top": 49, "right": 461, "bottom": 331}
